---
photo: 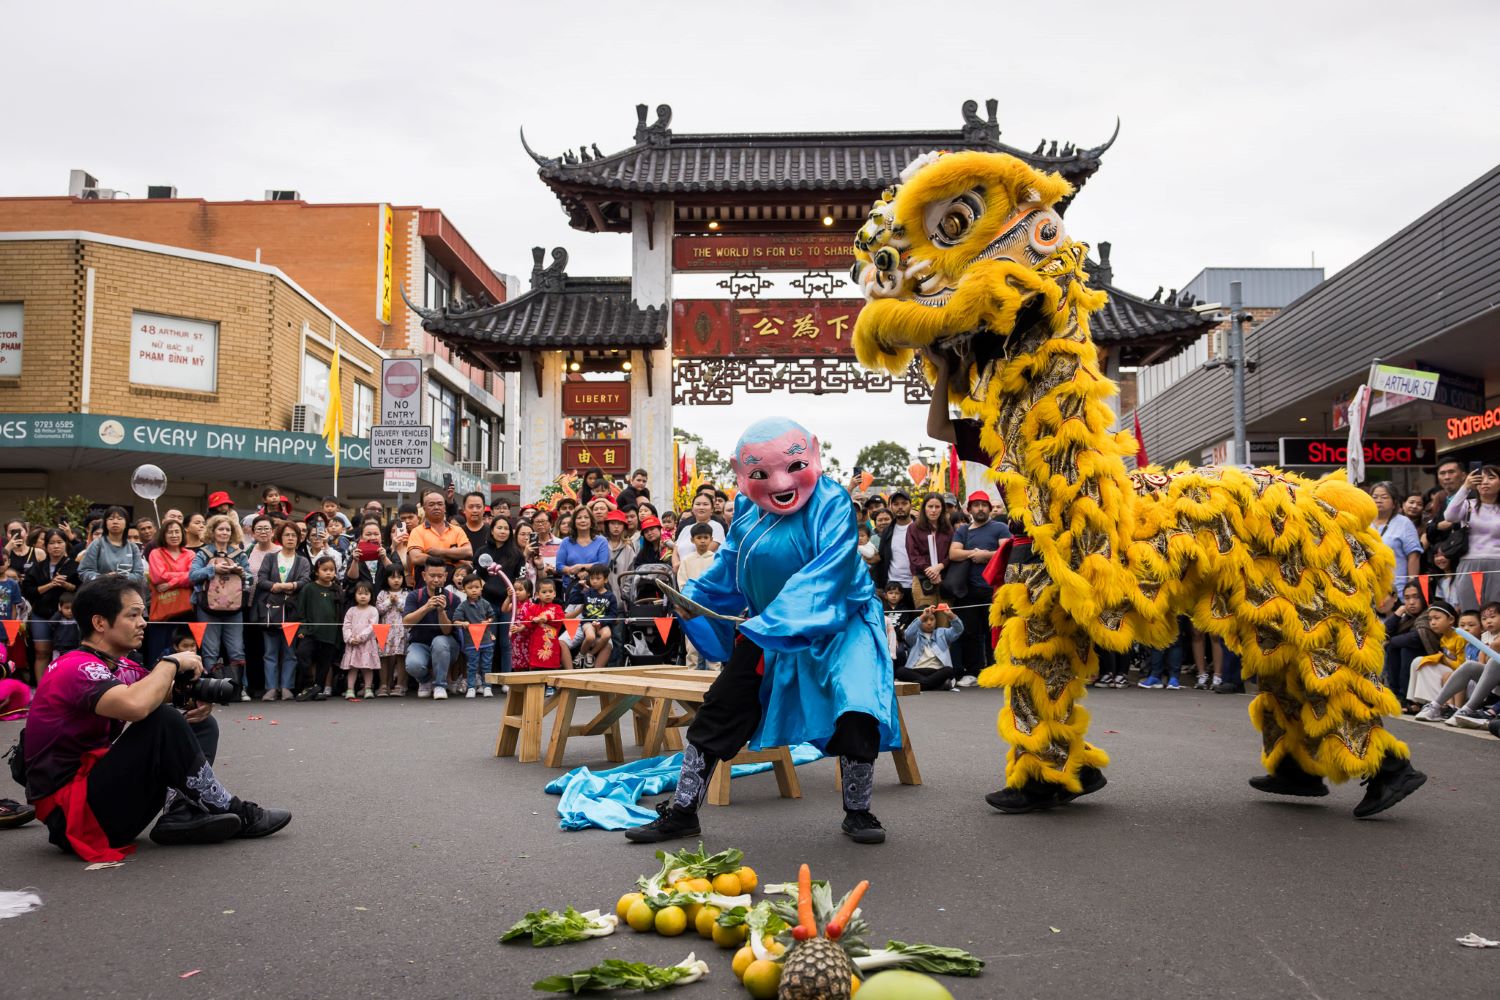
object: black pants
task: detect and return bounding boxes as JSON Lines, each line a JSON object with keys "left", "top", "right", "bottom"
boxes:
{"left": 1385, "top": 630, "right": 1426, "bottom": 700}
{"left": 50, "top": 707, "right": 226, "bottom": 850}
{"left": 894, "top": 665, "right": 956, "bottom": 691}
{"left": 295, "top": 638, "right": 338, "bottom": 690}
{"left": 686, "top": 636, "right": 880, "bottom": 763}
{"left": 954, "top": 588, "right": 994, "bottom": 678}
{"left": 1096, "top": 647, "right": 1131, "bottom": 680}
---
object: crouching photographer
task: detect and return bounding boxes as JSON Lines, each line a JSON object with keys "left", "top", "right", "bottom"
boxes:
{"left": 18, "top": 576, "right": 290, "bottom": 862}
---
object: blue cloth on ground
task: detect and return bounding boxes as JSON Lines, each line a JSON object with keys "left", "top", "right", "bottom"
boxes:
{"left": 544, "top": 745, "right": 824, "bottom": 831}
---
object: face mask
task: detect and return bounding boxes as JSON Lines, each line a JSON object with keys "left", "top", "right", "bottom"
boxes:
{"left": 732, "top": 418, "right": 823, "bottom": 515}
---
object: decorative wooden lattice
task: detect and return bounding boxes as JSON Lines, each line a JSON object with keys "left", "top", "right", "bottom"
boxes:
{"left": 672, "top": 356, "right": 931, "bottom": 406}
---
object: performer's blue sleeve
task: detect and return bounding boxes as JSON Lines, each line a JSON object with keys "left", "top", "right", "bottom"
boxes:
{"left": 680, "top": 510, "right": 745, "bottom": 663}
{"left": 740, "top": 481, "right": 861, "bottom": 655}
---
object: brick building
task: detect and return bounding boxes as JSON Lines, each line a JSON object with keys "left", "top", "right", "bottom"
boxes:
{"left": 0, "top": 232, "right": 487, "bottom": 519}
{"left": 0, "top": 177, "right": 517, "bottom": 479}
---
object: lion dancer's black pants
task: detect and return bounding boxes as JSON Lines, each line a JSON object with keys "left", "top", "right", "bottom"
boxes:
{"left": 669, "top": 635, "right": 879, "bottom": 814}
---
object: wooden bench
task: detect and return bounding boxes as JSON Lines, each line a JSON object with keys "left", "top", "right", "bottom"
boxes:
{"left": 484, "top": 665, "right": 682, "bottom": 764}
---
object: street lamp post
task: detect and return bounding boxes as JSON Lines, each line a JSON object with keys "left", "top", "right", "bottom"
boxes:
{"left": 1229, "top": 280, "right": 1250, "bottom": 467}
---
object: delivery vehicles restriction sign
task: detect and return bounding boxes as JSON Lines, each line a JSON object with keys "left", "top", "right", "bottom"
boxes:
{"left": 371, "top": 425, "right": 432, "bottom": 469}
{"left": 380, "top": 358, "right": 423, "bottom": 426}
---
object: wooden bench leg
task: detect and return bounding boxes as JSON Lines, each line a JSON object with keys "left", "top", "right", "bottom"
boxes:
{"left": 601, "top": 694, "right": 624, "bottom": 764}
{"left": 517, "top": 684, "right": 547, "bottom": 763}
{"left": 770, "top": 746, "right": 802, "bottom": 800}
{"left": 642, "top": 698, "right": 673, "bottom": 758}
{"left": 544, "top": 688, "right": 580, "bottom": 768}
{"left": 891, "top": 701, "right": 922, "bottom": 786}
{"left": 631, "top": 706, "right": 647, "bottom": 746}
{"left": 708, "top": 761, "right": 733, "bottom": 807}
{"left": 495, "top": 685, "right": 525, "bottom": 758}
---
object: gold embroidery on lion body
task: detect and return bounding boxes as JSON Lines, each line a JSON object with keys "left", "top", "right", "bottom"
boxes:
{"left": 851, "top": 150, "right": 1407, "bottom": 792}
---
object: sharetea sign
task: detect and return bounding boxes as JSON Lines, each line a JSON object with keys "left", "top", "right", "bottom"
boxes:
{"left": 1279, "top": 436, "right": 1437, "bottom": 467}
{"left": 380, "top": 358, "right": 422, "bottom": 426}
{"left": 130, "top": 311, "right": 218, "bottom": 393}
{"left": 0, "top": 302, "right": 21, "bottom": 377}
{"left": 370, "top": 424, "right": 432, "bottom": 469}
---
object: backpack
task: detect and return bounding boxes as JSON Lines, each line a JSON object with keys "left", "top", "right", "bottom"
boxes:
{"left": 206, "top": 571, "right": 244, "bottom": 612}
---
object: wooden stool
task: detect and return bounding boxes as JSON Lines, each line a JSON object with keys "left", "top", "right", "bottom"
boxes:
{"left": 708, "top": 746, "right": 802, "bottom": 806}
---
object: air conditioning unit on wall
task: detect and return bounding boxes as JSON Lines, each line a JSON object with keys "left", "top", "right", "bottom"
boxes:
{"left": 458, "top": 461, "right": 484, "bottom": 475}
{"left": 290, "top": 404, "right": 313, "bottom": 434}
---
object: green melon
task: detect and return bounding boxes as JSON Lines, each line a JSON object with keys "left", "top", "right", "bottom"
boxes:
{"left": 856, "top": 969, "right": 956, "bottom": 1000}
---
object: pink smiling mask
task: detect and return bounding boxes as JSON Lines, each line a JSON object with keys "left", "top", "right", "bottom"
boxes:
{"left": 731, "top": 417, "right": 823, "bottom": 515}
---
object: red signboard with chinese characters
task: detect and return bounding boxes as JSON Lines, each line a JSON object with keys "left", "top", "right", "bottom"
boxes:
{"left": 673, "top": 234, "right": 857, "bottom": 272}
{"left": 673, "top": 299, "right": 865, "bottom": 358}
{"left": 562, "top": 440, "right": 632, "bottom": 474}
{"left": 562, "top": 381, "right": 631, "bottom": 416}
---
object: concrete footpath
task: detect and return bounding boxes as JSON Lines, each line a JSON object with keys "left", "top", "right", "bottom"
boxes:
{"left": 2, "top": 685, "right": 1496, "bottom": 999}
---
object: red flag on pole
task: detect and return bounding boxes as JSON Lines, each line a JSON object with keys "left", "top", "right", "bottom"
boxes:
{"left": 562, "top": 618, "right": 580, "bottom": 640}
{"left": 1472, "top": 572, "right": 1485, "bottom": 606}
{"left": 653, "top": 617, "right": 673, "bottom": 644}
{"left": 371, "top": 623, "right": 391, "bottom": 650}
{"left": 188, "top": 621, "right": 208, "bottom": 647}
{"left": 1133, "top": 411, "right": 1149, "bottom": 467}
{"left": 282, "top": 621, "right": 300, "bottom": 647}
{"left": 1, "top": 619, "right": 21, "bottom": 646}
{"left": 467, "top": 623, "right": 488, "bottom": 650}
{"left": 1417, "top": 574, "right": 1430, "bottom": 602}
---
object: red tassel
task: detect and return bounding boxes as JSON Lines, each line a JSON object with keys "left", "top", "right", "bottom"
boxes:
{"left": 562, "top": 618, "right": 580, "bottom": 640}
{"left": 653, "top": 617, "right": 673, "bottom": 644}
{"left": 1472, "top": 571, "right": 1485, "bottom": 606}
{"left": 1417, "top": 574, "right": 1430, "bottom": 601}
{"left": 281, "top": 621, "right": 300, "bottom": 647}
{"left": 371, "top": 623, "right": 391, "bottom": 650}
{"left": 1, "top": 619, "right": 21, "bottom": 645}
{"left": 467, "top": 623, "right": 488, "bottom": 649}
{"left": 187, "top": 621, "right": 208, "bottom": 646}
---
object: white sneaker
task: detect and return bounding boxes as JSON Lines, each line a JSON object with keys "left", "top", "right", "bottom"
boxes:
{"left": 482, "top": 686, "right": 495, "bottom": 698}
{"left": 465, "top": 687, "right": 477, "bottom": 699}
{"left": 344, "top": 689, "right": 356, "bottom": 700}
{"left": 417, "top": 683, "right": 433, "bottom": 699}
{"left": 957, "top": 675, "right": 978, "bottom": 688}
{"left": 322, "top": 686, "right": 332, "bottom": 697}
{"left": 433, "top": 686, "right": 449, "bottom": 700}
{"left": 239, "top": 691, "right": 251, "bottom": 702}
{"left": 1413, "top": 701, "right": 1444, "bottom": 722}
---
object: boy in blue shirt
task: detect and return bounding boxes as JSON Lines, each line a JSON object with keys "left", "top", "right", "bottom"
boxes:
{"left": 454, "top": 574, "right": 496, "bottom": 698}
{"left": 572, "top": 564, "right": 619, "bottom": 669}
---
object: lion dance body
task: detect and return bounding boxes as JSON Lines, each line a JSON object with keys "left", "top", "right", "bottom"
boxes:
{"left": 851, "top": 150, "right": 1424, "bottom": 815}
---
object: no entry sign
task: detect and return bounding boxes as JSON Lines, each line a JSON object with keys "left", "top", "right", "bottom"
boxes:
{"left": 381, "top": 359, "right": 422, "bottom": 426}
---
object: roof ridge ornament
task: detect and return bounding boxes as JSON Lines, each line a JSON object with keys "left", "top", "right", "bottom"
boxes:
{"left": 519, "top": 127, "right": 559, "bottom": 167}
{"left": 530, "top": 246, "right": 570, "bottom": 291}
{"left": 633, "top": 103, "right": 673, "bottom": 147}
{"left": 960, "top": 99, "right": 1000, "bottom": 143}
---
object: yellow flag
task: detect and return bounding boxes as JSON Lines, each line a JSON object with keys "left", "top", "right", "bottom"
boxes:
{"left": 323, "top": 342, "right": 342, "bottom": 493}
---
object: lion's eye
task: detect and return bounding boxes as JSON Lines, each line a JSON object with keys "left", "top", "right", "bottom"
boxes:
{"left": 931, "top": 192, "right": 984, "bottom": 247}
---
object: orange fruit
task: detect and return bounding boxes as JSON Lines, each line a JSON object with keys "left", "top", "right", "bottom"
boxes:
{"left": 742, "top": 959, "right": 782, "bottom": 999}
{"left": 654, "top": 905, "right": 687, "bottom": 936}
{"left": 735, "top": 866, "right": 759, "bottom": 892}
{"left": 615, "top": 892, "right": 643, "bottom": 922}
{"left": 711, "top": 920, "right": 745, "bottom": 949}
{"left": 687, "top": 877, "right": 713, "bottom": 894}
{"left": 694, "top": 905, "right": 720, "bottom": 938}
{"left": 711, "top": 872, "right": 742, "bottom": 897}
{"left": 625, "top": 899, "right": 655, "bottom": 933}
{"left": 732, "top": 944, "right": 756, "bottom": 980}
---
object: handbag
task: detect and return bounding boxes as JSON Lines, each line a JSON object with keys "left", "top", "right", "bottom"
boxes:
{"left": 1436, "top": 503, "right": 1470, "bottom": 564}
{"left": 152, "top": 585, "right": 192, "bottom": 619}
{"left": 942, "top": 528, "right": 971, "bottom": 600}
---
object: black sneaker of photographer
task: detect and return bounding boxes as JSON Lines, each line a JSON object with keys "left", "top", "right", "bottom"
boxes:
{"left": 233, "top": 800, "right": 292, "bottom": 839}
{"left": 0, "top": 798, "right": 36, "bottom": 829}
{"left": 149, "top": 803, "right": 242, "bottom": 845}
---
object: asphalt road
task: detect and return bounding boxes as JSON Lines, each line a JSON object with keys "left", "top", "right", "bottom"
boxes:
{"left": 3, "top": 684, "right": 1497, "bottom": 1000}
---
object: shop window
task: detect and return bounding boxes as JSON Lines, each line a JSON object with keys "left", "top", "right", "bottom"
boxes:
{"left": 352, "top": 382, "right": 375, "bottom": 437}
{"left": 427, "top": 379, "right": 459, "bottom": 457}
{"left": 301, "top": 353, "right": 331, "bottom": 429}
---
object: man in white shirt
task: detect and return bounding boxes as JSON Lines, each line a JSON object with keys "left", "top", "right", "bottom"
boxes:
{"left": 880, "top": 490, "right": 915, "bottom": 607}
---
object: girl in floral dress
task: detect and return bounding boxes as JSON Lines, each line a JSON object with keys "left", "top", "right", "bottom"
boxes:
{"left": 375, "top": 566, "right": 411, "bottom": 696}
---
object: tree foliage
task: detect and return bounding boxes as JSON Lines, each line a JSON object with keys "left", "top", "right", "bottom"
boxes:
{"left": 853, "top": 441, "right": 912, "bottom": 485}
{"left": 672, "top": 429, "right": 731, "bottom": 485}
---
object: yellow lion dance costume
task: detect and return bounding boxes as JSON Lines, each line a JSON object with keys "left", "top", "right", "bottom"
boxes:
{"left": 851, "top": 151, "right": 1426, "bottom": 818}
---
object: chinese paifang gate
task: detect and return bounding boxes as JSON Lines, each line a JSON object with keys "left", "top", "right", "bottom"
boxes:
{"left": 849, "top": 149, "right": 1426, "bottom": 818}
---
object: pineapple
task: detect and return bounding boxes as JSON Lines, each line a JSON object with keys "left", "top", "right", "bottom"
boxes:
{"left": 775, "top": 865, "right": 870, "bottom": 1000}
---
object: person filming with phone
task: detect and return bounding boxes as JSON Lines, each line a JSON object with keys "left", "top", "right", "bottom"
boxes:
{"left": 16, "top": 576, "right": 290, "bottom": 862}
{"left": 401, "top": 557, "right": 461, "bottom": 699}
{"left": 1444, "top": 463, "right": 1500, "bottom": 608}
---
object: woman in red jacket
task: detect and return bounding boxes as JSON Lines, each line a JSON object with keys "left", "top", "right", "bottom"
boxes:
{"left": 906, "top": 493, "right": 953, "bottom": 608}
{"left": 146, "top": 519, "right": 195, "bottom": 665}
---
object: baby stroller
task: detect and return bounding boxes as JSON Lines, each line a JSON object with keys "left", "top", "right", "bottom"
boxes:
{"left": 617, "top": 567, "right": 685, "bottom": 665}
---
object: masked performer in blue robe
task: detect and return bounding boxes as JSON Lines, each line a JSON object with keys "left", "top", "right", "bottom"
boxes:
{"left": 625, "top": 417, "right": 900, "bottom": 845}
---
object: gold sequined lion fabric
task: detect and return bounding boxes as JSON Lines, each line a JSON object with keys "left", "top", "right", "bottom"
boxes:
{"left": 850, "top": 150, "right": 1407, "bottom": 794}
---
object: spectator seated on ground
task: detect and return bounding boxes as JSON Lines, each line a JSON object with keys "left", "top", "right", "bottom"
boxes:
{"left": 1415, "top": 602, "right": 1500, "bottom": 728}
{"left": 897, "top": 606, "right": 964, "bottom": 692}
{"left": 1407, "top": 600, "right": 1469, "bottom": 711}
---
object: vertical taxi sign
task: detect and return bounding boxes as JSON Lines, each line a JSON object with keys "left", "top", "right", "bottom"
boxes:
{"left": 377, "top": 204, "right": 394, "bottom": 325}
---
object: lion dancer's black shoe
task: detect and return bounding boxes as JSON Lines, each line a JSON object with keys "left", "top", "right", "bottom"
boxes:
{"left": 839, "top": 757, "right": 885, "bottom": 844}
{"left": 625, "top": 744, "right": 714, "bottom": 844}
{"left": 1353, "top": 753, "right": 1427, "bottom": 819}
{"left": 1248, "top": 756, "right": 1329, "bottom": 798}
{"left": 986, "top": 766, "right": 1106, "bottom": 813}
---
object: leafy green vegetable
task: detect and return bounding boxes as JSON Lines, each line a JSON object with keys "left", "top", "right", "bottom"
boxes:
{"left": 533, "top": 954, "right": 710, "bottom": 993}
{"left": 502, "top": 907, "right": 617, "bottom": 948}
{"left": 745, "top": 900, "right": 790, "bottom": 962}
{"left": 714, "top": 905, "right": 749, "bottom": 928}
{"left": 638, "top": 842, "right": 744, "bottom": 894}
{"left": 853, "top": 940, "right": 985, "bottom": 977}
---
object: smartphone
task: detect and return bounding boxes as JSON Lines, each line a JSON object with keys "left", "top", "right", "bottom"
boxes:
{"left": 1470, "top": 461, "right": 1483, "bottom": 473}
{"left": 442, "top": 473, "right": 454, "bottom": 490}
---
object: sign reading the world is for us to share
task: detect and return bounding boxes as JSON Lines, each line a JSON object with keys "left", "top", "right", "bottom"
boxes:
{"left": 370, "top": 425, "right": 432, "bottom": 469}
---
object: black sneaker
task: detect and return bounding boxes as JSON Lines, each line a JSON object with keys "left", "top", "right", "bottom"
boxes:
{"left": 1213, "top": 681, "right": 1246, "bottom": 694}
{"left": 985, "top": 781, "right": 1065, "bottom": 814}
{"left": 233, "top": 800, "right": 292, "bottom": 838}
{"left": 1489, "top": 719, "right": 1500, "bottom": 739}
{"left": 841, "top": 809, "right": 886, "bottom": 844}
{"left": 294, "top": 686, "right": 319, "bottom": 702}
{"left": 0, "top": 798, "right": 37, "bottom": 830}
{"left": 624, "top": 805, "right": 701, "bottom": 844}
{"left": 1249, "top": 757, "right": 1329, "bottom": 798}
{"left": 150, "top": 805, "right": 243, "bottom": 845}
{"left": 1353, "top": 756, "right": 1426, "bottom": 819}
{"left": 1057, "top": 766, "right": 1107, "bottom": 803}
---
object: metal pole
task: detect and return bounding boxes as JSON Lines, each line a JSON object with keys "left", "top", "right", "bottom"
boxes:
{"left": 1229, "top": 280, "right": 1248, "bottom": 467}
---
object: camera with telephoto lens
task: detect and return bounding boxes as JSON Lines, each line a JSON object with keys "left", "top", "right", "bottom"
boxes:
{"left": 172, "top": 670, "right": 240, "bottom": 708}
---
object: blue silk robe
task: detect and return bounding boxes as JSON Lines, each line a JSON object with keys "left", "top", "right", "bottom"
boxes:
{"left": 681, "top": 476, "right": 901, "bottom": 753}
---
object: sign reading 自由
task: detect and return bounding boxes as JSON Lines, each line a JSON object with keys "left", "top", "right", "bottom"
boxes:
{"left": 380, "top": 358, "right": 422, "bottom": 426}
{"left": 562, "top": 440, "right": 631, "bottom": 474}
{"left": 130, "top": 311, "right": 218, "bottom": 392}
{"left": 1369, "top": 364, "right": 1439, "bottom": 400}
{"left": 371, "top": 424, "right": 433, "bottom": 469}
{"left": 0, "top": 302, "right": 21, "bottom": 377}
{"left": 1279, "top": 436, "right": 1437, "bottom": 467}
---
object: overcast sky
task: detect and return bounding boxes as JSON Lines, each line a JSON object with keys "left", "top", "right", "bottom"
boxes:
{"left": 8, "top": 1, "right": 1499, "bottom": 467}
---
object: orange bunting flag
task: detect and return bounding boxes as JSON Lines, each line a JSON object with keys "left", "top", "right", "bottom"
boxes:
{"left": 1417, "top": 574, "right": 1430, "bottom": 601}
{"left": 653, "top": 617, "right": 673, "bottom": 644}
{"left": 858, "top": 470, "right": 874, "bottom": 493}
{"left": 1473, "top": 572, "right": 1485, "bottom": 606}
{"left": 187, "top": 621, "right": 208, "bottom": 647}
{"left": 371, "top": 623, "right": 391, "bottom": 650}
{"left": 562, "top": 618, "right": 580, "bottom": 640}
{"left": 281, "top": 621, "right": 300, "bottom": 647}
{"left": 467, "top": 623, "right": 488, "bottom": 650}
{"left": 1, "top": 619, "right": 21, "bottom": 645}
{"left": 909, "top": 462, "right": 928, "bottom": 488}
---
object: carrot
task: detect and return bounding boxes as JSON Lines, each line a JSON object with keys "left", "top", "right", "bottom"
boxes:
{"left": 793, "top": 863, "right": 816, "bottom": 941}
{"left": 825, "top": 880, "right": 869, "bottom": 941}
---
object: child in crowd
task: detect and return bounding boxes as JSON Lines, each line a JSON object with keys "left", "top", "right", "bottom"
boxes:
{"left": 857, "top": 523, "right": 880, "bottom": 572}
{"left": 882, "top": 582, "right": 913, "bottom": 665}
{"left": 676, "top": 523, "right": 716, "bottom": 669}
{"left": 172, "top": 630, "right": 199, "bottom": 656}
{"left": 508, "top": 577, "right": 533, "bottom": 675}
{"left": 573, "top": 564, "right": 619, "bottom": 670}
{"left": 1407, "top": 599, "right": 1467, "bottom": 713}
{"left": 455, "top": 574, "right": 496, "bottom": 698}
{"left": 340, "top": 580, "right": 380, "bottom": 700}
{"left": 51, "top": 590, "right": 81, "bottom": 660}
{"left": 897, "top": 606, "right": 965, "bottom": 691}
{"left": 1415, "top": 602, "right": 1500, "bottom": 725}
{"left": 375, "top": 566, "right": 410, "bottom": 697}
{"left": 512, "top": 575, "right": 564, "bottom": 670}
{"left": 294, "top": 556, "right": 343, "bottom": 701}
